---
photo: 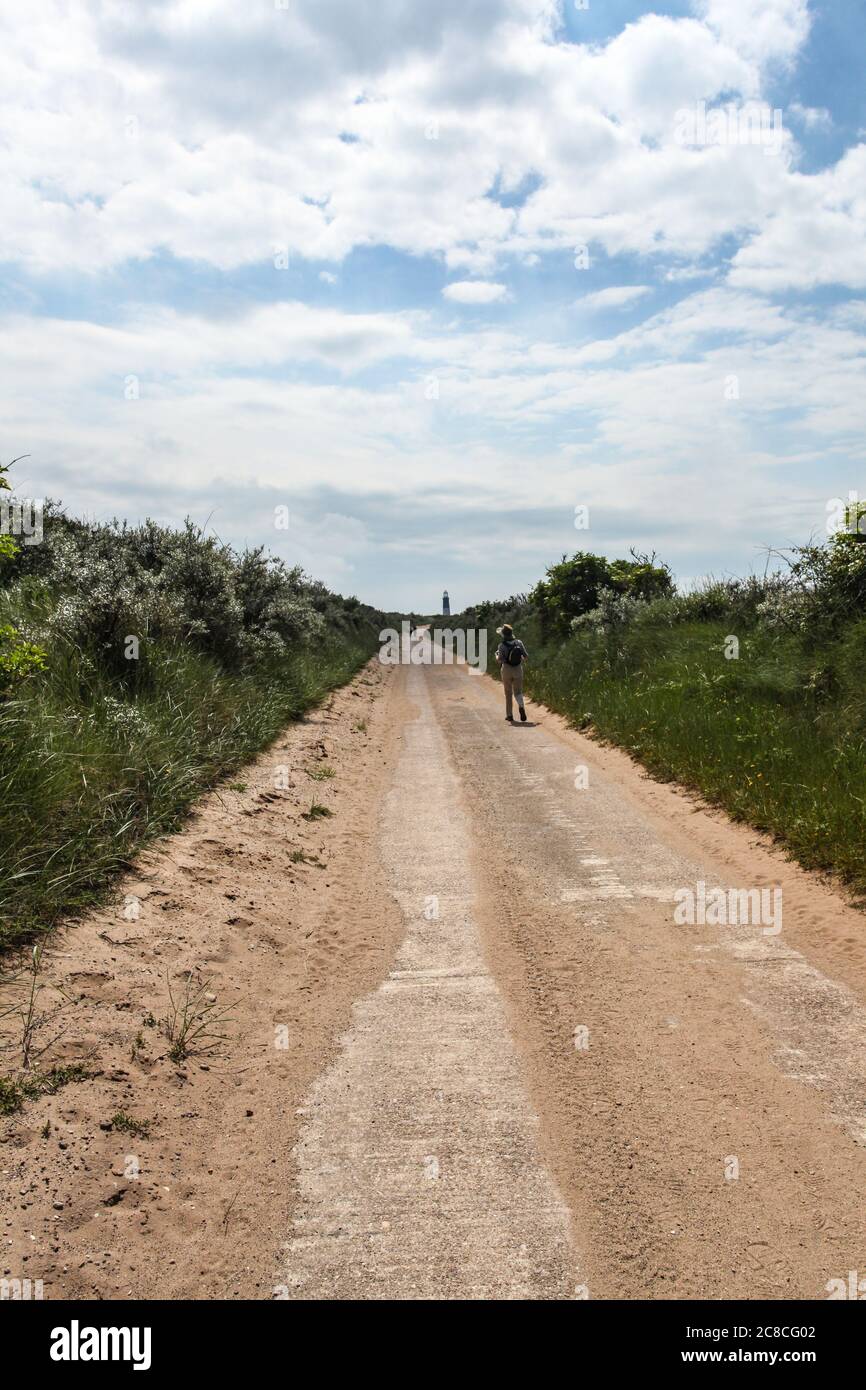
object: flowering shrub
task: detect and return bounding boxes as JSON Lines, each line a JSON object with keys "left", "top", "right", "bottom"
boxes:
{"left": 754, "top": 588, "right": 812, "bottom": 633}
{"left": 571, "top": 588, "right": 645, "bottom": 635}
{"left": 6, "top": 509, "right": 373, "bottom": 675}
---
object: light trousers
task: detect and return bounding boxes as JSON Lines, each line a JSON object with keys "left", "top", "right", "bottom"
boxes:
{"left": 501, "top": 663, "right": 525, "bottom": 717}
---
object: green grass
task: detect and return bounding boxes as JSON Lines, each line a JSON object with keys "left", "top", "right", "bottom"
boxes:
{"left": 109, "top": 1110, "right": 152, "bottom": 1138}
{"left": 0, "top": 1063, "right": 91, "bottom": 1115}
{"left": 459, "top": 611, "right": 866, "bottom": 895}
{"left": 290, "top": 848, "right": 323, "bottom": 865}
{"left": 0, "top": 631, "right": 374, "bottom": 951}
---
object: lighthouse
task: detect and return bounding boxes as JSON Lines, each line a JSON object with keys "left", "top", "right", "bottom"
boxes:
{"left": 442, "top": 589, "right": 450, "bottom": 617}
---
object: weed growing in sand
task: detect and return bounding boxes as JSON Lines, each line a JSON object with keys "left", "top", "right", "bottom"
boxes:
{"left": 0, "top": 944, "right": 72, "bottom": 1071}
{"left": 0, "top": 1077, "right": 20, "bottom": 1115}
{"left": 19, "top": 944, "right": 45, "bottom": 1069}
{"left": 0, "top": 1063, "right": 90, "bottom": 1116}
{"left": 162, "top": 971, "right": 235, "bottom": 1064}
{"left": 302, "top": 802, "right": 333, "bottom": 821}
{"left": 306, "top": 765, "right": 335, "bottom": 781}
{"left": 110, "top": 1110, "right": 151, "bottom": 1138}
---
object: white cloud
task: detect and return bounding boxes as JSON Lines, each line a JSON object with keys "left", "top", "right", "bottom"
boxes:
{"left": 0, "top": 0, "right": 827, "bottom": 281}
{"left": 728, "top": 145, "right": 866, "bottom": 292}
{"left": 789, "top": 102, "right": 832, "bottom": 131}
{"left": 696, "top": 0, "right": 811, "bottom": 67}
{"left": 3, "top": 286, "right": 864, "bottom": 584}
{"left": 442, "top": 280, "right": 509, "bottom": 304}
{"left": 577, "top": 286, "right": 651, "bottom": 311}
{"left": 0, "top": 0, "right": 860, "bottom": 606}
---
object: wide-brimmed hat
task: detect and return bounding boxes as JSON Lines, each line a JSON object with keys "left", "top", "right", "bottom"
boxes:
{"left": 496, "top": 623, "right": 514, "bottom": 637}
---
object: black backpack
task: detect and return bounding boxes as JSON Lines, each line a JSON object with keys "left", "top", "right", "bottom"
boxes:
{"left": 504, "top": 640, "right": 523, "bottom": 667}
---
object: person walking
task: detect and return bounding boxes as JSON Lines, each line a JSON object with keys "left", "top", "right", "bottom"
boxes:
{"left": 495, "top": 623, "right": 528, "bottom": 722}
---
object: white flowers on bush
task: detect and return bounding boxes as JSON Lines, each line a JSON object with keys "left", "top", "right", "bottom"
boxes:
{"left": 571, "top": 589, "right": 645, "bottom": 635}
{"left": 568, "top": 574, "right": 811, "bottom": 637}
{"left": 754, "top": 588, "right": 811, "bottom": 633}
{"left": 99, "top": 696, "right": 151, "bottom": 739}
{"left": 20, "top": 516, "right": 357, "bottom": 671}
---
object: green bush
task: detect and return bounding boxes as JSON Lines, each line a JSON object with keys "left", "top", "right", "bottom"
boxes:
{"left": 530, "top": 550, "right": 673, "bottom": 637}
{"left": 0, "top": 465, "right": 385, "bottom": 950}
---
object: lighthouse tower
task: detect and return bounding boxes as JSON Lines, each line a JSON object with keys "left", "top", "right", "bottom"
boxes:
{"left": 442, "top": 589, "right": 450, "bottom": 617}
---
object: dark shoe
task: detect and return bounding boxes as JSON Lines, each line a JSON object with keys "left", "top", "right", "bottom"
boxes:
{"left": 519, "top": 707, "right": 527, "bottom": 722}
{"left": 505, "top": 715, "right": 514, "bottom": 722}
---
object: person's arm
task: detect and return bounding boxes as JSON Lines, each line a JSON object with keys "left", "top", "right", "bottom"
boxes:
{"left": 520, "top": 642, "right": 529, "bottom": 663}
{"left": 495, "top": 642, "right": 503, "bottom": 666}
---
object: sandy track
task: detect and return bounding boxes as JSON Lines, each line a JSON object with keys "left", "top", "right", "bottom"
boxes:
{"left": 280, "top": 664, "right": 579, "bottom": 1299}
{"left": 2, "top": 659, "right": 405, "bottom": 1299}
{"left": 4, "top": 645, "right": 866, "bottom": 1300}
{"left": 429, "top": 656, "right": 866, "bottom": 1299}
{"left": 279, "top": 640, "right": 866, "bottom": 1300}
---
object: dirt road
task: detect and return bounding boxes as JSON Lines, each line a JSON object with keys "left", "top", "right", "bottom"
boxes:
{"left": 281, "top": 658, "right": 578, "bottom": 1299}
{"left": 278, "top": 643, "right": 866, "bottom": 1299}
{"left": 4, "top": 644, "right": 866, "bottom": 1299}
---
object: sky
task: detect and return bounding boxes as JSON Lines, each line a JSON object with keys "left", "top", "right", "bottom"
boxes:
{"left": 1, "top": 0, "right": 865, "bottom": 612}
